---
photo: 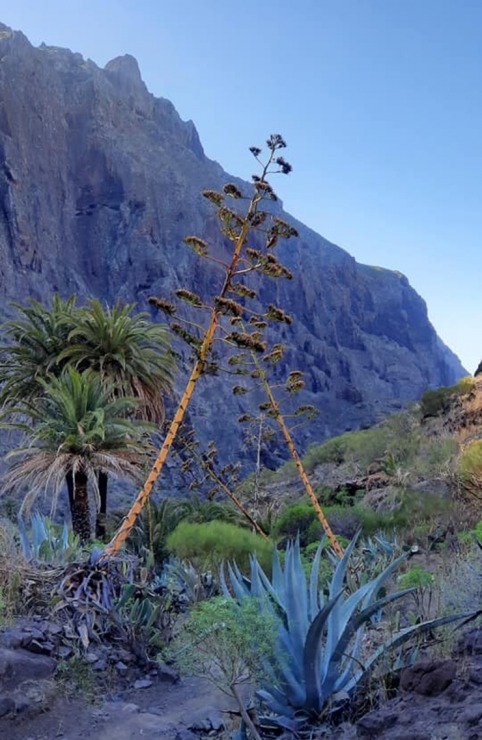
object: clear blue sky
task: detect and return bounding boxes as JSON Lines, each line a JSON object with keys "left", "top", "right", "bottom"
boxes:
{"left": 3, "top": 1, "right": 481, "bottom": 373}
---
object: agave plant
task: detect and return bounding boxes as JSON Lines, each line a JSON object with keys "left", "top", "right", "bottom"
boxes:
{"left": 17, "top": 512, "right": 81, "bottom": 564}
{"left": 155, "top": 556, "right": 215, "bottom": 608}
{"left": 222, "top": 534, "right": 474, "bottom": 730}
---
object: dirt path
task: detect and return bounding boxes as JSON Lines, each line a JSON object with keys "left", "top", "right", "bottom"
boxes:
{"left": 2, "top": 676, "right": 238, "bottom": 740}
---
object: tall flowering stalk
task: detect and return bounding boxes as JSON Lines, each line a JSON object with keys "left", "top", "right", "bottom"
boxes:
{"left": 245, "top": 348, "right": 344, "bottom": 557}
{"left": 102, "top": 136, "right": 342, "bottom": 559}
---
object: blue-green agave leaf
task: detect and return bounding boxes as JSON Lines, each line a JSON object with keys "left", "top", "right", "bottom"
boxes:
{"left": 346, "top": 611, "right": 475, "bottom": 694}
{"left": 303, "top": 591, "right": 343, "bottom": 713}
{"left": 309, "top": 539, "right": 326, "bottom": 620}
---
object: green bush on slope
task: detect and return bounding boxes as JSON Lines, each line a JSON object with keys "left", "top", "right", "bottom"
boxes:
{"left": 166, "top": 520, "right": 272, "bottom": 572}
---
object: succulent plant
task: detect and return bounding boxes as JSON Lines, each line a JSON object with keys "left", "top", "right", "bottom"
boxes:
{"left": 17, "top": 511, "right": 81, "bottom": 564}
{"left": 221, "top": 534, "right": 474, "bottom": 730}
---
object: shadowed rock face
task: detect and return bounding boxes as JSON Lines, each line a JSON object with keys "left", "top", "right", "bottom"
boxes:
{"left": 0, "top": 23, "right": 465, "bottom": 473}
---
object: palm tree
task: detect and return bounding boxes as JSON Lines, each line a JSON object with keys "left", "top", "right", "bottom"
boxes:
{"left": 58, "top": 299, "right": 175, "bottom": 422}
{"left": 0, "top": 295, "right": 79, "bottom": 412}
{"left": 0, "top": 296, "right": 175, "bottom": 538}
{"left": 4, "top": 369, "right": 153, "bottom": 543}
{"left": 56, "top": 299, "right": 175, "bottom": 537}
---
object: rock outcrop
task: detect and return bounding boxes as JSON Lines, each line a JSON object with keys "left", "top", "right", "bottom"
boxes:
{"left": 0, "top": 23, "right": 465, "bottom": 473}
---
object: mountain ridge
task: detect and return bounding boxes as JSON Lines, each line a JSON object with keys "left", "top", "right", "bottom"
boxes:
{"left": 0, "top": 22, "right": 465, "bottom": 472}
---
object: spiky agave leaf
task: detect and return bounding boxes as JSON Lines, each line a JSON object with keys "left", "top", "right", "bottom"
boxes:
{"left": 222, "top": 534, "right": 475, "bottom": 727}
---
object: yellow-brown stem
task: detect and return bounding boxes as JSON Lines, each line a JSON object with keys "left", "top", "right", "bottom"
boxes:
{"left": 260, "top": 374, "right": 344, "bottom": 559}
{"left": 231, "top": 683, "right": 262, "bottom": 740}
{"left": 102, "top": 196, "right": 260, "bottom": 560}
{"left": 206, "top": 470, "right": 269, "bottom": 540}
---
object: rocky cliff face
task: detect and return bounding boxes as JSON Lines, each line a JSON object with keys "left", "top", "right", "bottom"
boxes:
{"left": 0, "top": 23, "right": 465, "bottom": 471}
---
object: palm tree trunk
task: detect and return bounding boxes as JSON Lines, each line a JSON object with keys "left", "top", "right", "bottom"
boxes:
{"left": 96, "top": 471, "right": 108, "bottom": 540}
{"left": 66, "top": 470, "right": 74, "bottom": 511}
{"left": 71, "top": 470, "right": 91, "bottom": 544}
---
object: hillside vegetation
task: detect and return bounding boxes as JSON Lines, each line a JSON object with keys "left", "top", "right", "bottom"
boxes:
{"left": 235, "top": 373, "right": 482, "bottom": 546}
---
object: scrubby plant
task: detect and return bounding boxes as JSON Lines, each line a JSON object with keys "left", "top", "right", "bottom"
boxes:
{"left": 398, "top": 565, "right": 435, "bottom": 623}
{"left": 458, "top": 440, "right": 482, "bottom": 499}
{"left": 167, "top": 520, "right": 272, "bottom": 573}
{"left": 330, "top": 486, "right": 365, "bottom": 506}
{"left": 275, "top": 503, "right": 321, "bottom": 546}
{"left": 56, "top": 655, "right": 98, "bottom": 703}
{"left": 301, "top": 410, "right": 424, "bottom": 478}
{"left": 436, "top": 543, "right": 482, "bottom": 616}
{"left": 413, "top": 436, "right": 459, "bottom": 479}
{"left": 167, "top": 596, "right": 278, "bottom": 739}
{"left": 420, "top": 376, "right": 475, "bottom": 419}
{"left": 302, "top": 424, "right": 411, "bottom": 474}
{"left": 273, "top": 459, "right": 298, "bottom": 480}
{"left": 303, "top": 436, "right": 349, "bottom": 470}
{"left": 0, "top": 518, "right": 27, "bottom": 619}
{"left": 221, "top": 535, "right": 473, "bottom": 731}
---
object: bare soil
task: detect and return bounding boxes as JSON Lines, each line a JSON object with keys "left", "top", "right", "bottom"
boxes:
{"left": 2, "top": 675, "right": 237, "bottom": 739}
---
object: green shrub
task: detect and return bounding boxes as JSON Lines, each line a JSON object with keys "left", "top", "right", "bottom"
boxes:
{"left": 274, "top": 503, "right": 320, "bottom": 546}
{"left": 343, "top": 428, "right": 389, "bottom": 467}
{"left": 316, "top": 485, "right": 364, "bottom": 506}
{"left": 302, "top": 422, "right": 410, "bottom": 473}
{"left": 413, "top": 437, "right": 460, "bottom": 478}
{"left": 398, "top": 565, "right": 435, "bottom": 622}
{"left": 458, "top": 441, "right": 482, "bottom": 483}
{"left": 166, "top": 520, "right": 272, "bottom": 573}
{"left": 458, "top": 519, "right": 482, "bottom": 544}
{"left": 167, "top": 595, "right": 278, "bottom": 690}
{"left": 322, "top": 505, "right": 364, "bottom": 539}
{"left": 303, "top": 436, "right": 348, "bottom": 470}
{"left": 420, "top": 376, "right": 475, "bottom": 419}
{"left": 166, "top": 596, "right": 279, "bottom": 737}
{"left": 398, "top": 565, "right": 434, "bottom": 590}
{"left": 274, "top": 459, "right": 298, "bottom": 479}
{"left": 275, "top": 493, "right": 451, "bottom": 546}
{"left": 382, "top": 412, "right": 421, "bottom": 463}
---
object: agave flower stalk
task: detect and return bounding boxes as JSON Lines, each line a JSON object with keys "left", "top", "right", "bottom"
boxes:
{"left": 231, "top": 325, "right": 344, "bottom": 558}
{"left": 256, "top": 360, "right": 344, "bottom": 558}
{"left": 262, "top": 374, "right": 343, "bottom": 558}
{"left": 184, "top": 445, "right": 269, "bottom": 539}
{"left": 101, "top": 139, "right": 283, "bottom": 559}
